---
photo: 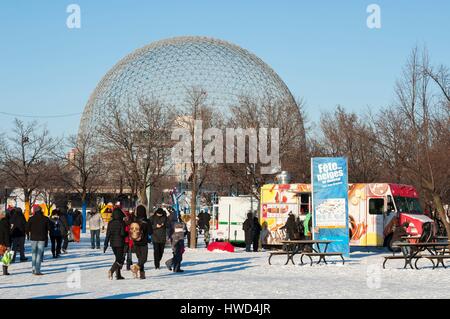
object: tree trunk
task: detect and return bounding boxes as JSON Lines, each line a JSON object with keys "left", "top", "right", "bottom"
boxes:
{"left": 81, "top": 192, "right": 87, "bottom": 234}
{"left": 138, "top": 187, "right": 148, "bottom": 207}
{"left": 190, "top": 167, "right": 198, "bottom": 249}
{"left": 432, "top": 193, "right": 450, "bottom": 238}
{"left": 422, "top": 178, "right": 450, "bottom": 240}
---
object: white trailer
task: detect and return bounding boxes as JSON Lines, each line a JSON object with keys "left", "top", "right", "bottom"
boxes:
{"left": 212, "top": 196, "right": 258, "bottom": 244}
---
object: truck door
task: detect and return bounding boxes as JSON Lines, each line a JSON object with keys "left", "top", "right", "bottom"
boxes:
{"left": 368, "top": 198, "right": 385, "bottom": 246}
{"left": 383, "top": 195, "right": 397, "bottom": 235}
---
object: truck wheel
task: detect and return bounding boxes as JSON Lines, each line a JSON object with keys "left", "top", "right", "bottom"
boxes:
{"left": 384, "top": 234, "right": 397, "bottom": 252}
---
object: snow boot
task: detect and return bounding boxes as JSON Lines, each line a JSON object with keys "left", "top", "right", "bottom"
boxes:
{"left": 165, "top": 259, "right": 173, "bottom": 271}
{"left": 2, "top": 266, "right": 10, "bottom": 276}
{"left": 116, "top": 269, "right": 125, "bottom": 280}
{"left": 139, "top": 271, "right": 146, "bottom": 280}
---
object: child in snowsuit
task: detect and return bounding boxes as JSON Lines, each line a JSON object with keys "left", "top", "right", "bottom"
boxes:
{"left": 171, "top": 222, "right": 185, "bottom": 273}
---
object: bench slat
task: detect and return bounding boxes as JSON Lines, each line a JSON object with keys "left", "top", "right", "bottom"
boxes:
{"left": 302, "top": 252, "right": 343, "bottom": 256}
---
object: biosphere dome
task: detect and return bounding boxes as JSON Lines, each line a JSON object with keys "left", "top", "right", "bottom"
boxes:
{"left": 79, "top": 36, "right": 297, "bottom": 135}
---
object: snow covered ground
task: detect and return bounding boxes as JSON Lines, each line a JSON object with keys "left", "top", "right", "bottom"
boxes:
{"left": 1, "top": 233, "right": 449, "bottom": 299}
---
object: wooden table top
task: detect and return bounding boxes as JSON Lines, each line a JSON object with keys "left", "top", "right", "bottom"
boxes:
{"left": 280, "top": 240, "right": 334, "bottom": 244}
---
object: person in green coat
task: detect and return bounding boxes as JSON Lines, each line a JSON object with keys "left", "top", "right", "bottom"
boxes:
{"left": 303, "top": 211, "right": 312, "bottom": 239}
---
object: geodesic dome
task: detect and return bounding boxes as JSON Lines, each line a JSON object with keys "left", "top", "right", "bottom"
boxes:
{"left": 79, "top": 36, "right": 297, "bottom": 135}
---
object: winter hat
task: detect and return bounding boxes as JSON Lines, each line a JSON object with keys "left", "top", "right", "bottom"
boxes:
{"left": 155, "top": 207, "right": 166, "bottom": 216}
{"left": 136, "top": 205, "right": 147, "bottom": 219}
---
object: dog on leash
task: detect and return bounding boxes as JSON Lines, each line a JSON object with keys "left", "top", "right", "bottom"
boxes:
{"left": 130, "top": 264, "right": 140, "bottom": 279}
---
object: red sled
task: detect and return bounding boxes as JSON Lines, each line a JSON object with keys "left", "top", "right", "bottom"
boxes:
{"left": 207, "top": 241, "right": 235, "bottom": 253}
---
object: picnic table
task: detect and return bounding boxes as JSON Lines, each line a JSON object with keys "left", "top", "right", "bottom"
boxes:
{"left": 384, "top": 241, "right": 450, "bottom": 269}
{"left": 401, "top": 235, "right": 448, "bottom": 243}
{"left": 268, "top": 240, "right": 345, "bottom": 266}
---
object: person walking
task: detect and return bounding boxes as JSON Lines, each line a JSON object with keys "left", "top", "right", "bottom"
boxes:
{"left": 104, "top": 208, "right": 126, "bottom": 280}
{"left": 49, "top": 209, "right": 66, "bottom": 258}
{"left": 87, "top": 209, "right": 103, "bottom": 249}
{"left": 185, "top": 215, "right": 191, "bottom": 248}
{"left": 171, "top": 222, "right": 185, "bottom": 273}
{"left": 72, "top": 209, "right": 82, "bottom": 243}
{"left": 26, "top": 206, "right": 50, "bottom": 275}
{"left": 242, "top": 212, "right": 253, "bottom": 252}
{"left": 131, "top": 205, "right": 149, "bottom": 279}
{"left": 0, "top": 209, "right": 11, "bottom": 275}
{"left": 9, "top": 207, "right": 28, "bottom": 263}
{"left": 150, "top": 208, "right": 168, "bottom": 269}
{"left": 197, "top": 210, "right": 206, "bottom": 235}
{"left": 200, "top": 211, "right": 211, "bottom": 246}
{"left": 59, "top": 208, "right": 70, "bottom": 253}
{"left": 252, "top": 216, "right": 262, "bottom": 252}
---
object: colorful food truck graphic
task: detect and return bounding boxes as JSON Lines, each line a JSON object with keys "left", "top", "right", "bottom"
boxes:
{"left": 260, "top": 183, "right": 433, "bottom": 249}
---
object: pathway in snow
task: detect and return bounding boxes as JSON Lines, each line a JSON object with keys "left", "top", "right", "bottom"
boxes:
{"left": 1, "top": 233, "right": 449, "bottom": 299}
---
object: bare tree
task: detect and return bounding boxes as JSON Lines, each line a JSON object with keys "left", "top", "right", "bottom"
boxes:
{"left": 373, "top": 47, "right": 450, "bottom": 236}
{"left": 56, "top": 132, "right": 106, "bottom": 232}
{"left": 0, "top": 119, "right": 59, "bottom": 219}
{"left": 317, "top": 106, "right": 382, "bottom": 182}
{"left": 223, "top": 95, "right": 307, "bottom": 199}
{"left": 172, "top": 87, "right": 218, "bottom": 248}
{"left": 99, "top": 98, "right": 173, "bottom": 210}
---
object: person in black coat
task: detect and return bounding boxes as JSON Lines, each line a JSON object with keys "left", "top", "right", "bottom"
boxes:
{"left": 252, "top": 217, "right": 262, "bottom": 252}
{"left": 0, "top": 210, "right": 11, "bottom": 275}
{"left": 104, "top": 208, "right": 127, "bottom": 280}
{"left": 49, "top": 209, "right": 67, "bottom": 258}
{"left": 26, "top": 206, "right": 50, "bottom": 275}
{"left": 242, "top": 212, "right": 253, "bottom": 252}
{"left": 197, "top": 210, "right": 206, "bottom": 234}
{"left": 131, "top": 205, "right": 149, "bottom": 279}
{"left": 58, "top": 208, "right": 70, "bottom": 253}
{"left": 282, "top": 213, "right": 299, "bottom": 240}
{"left": 9, "top": 208, "right": 28, "bottom": 262}
{"left": 150, "top": 208, "right": 168, "bottom": 269}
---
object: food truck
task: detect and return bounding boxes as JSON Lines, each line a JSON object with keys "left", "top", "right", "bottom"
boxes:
{"left": 260, "top": 183, "right": 433, "bottom": 250}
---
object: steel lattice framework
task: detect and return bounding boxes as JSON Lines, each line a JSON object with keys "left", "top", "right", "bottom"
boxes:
{"left": 79, "top": 36, "right": 297, "bottom": 135}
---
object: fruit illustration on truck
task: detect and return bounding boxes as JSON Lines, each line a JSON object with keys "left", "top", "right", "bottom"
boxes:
{"left": 260, "top": 183, "right": 433, "bottom": 250}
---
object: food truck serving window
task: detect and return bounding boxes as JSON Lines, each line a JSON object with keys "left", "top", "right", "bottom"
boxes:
{"left": 369, "top": 198, "right": 384, "bottom": 215}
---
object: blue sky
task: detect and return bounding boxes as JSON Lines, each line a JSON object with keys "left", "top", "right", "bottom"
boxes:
{"left": 0, "top": 0, "right": 449, "bottom": 136}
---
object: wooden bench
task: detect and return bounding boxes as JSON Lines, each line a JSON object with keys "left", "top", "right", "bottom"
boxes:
{"left": 382, "top": 255, "right": 422, "bottom": 269}
{"left": 268, "top": 251, "right": 291, "bottom": 265}
{"left": 301, "top": 252, "right": 345, "bottom": 266}
{"left": 419, "top": 254, "right": 450, "bottom": 269}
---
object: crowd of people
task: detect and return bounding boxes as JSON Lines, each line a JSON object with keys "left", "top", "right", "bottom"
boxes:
{"left": 0, "top": 203, "right": 193, "bottom": 280}
{"left": 1, "top": 203, "right": 309, "bottom": 280}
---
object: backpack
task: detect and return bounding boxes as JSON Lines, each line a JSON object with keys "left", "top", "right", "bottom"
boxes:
{"left": 129, "top": 222, "right": 143, "bottom": 241}
{"left": 51, "top": 219, "right": 62, "bottom": 237}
